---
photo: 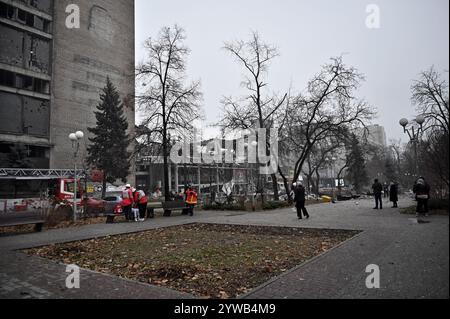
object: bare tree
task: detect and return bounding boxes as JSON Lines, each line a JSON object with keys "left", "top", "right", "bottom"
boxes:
{"left": 412, "top": 67, "right": 449, "bottom": 134}
{"left": 220, "top": 32, "right": 287, "bottom": 200}
{"left": 411, "top": 67, "right": 449, "bottom": 196}
{"left": 281, "top": 57, "right": 374, "bottom": 189}
{"left": 136, "top": 25, "right": 202, "bottom": 200}
{"left": 304, "top": 135, "right": 346, "bottom": 197}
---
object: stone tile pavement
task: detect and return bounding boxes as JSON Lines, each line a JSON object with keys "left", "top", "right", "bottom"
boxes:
{"left": 0, "top": 197, "right": 448, "bottom": 299}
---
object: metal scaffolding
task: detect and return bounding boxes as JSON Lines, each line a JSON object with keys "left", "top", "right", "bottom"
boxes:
{"left": 0, "top": 168, "right": 86, "bottom": 179}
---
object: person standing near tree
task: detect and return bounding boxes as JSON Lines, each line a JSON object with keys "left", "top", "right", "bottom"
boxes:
{"left": 372, "top": 179, "right": 383, "bottom": 210}
{"left": 384, "top": 183, "right": 390, "bottom": 199}
{"left": 390, "top": 182, "right": 399, "bottom": 208}
{"left": 413, "top": 177, "right": 431, "bottom": 218}
{"left": 294, "top": 182, "right": 310, "bottom": 220}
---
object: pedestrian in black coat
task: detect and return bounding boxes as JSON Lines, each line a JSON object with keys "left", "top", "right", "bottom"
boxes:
{"left": 294, "top": 183, "right": 310, "bottom": 220}
{"left": 413, "top": 177, "right": 431, "bottom": 217}
{"left": 372, "top": 179, "right": 383, "bottom": 210}
{"left": 390, "top": 182, "right": 399, "bottom": 208}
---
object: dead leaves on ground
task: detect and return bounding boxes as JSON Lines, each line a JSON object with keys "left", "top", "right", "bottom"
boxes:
{"left": 25, "top": 223, "right": 359, "bottom": 299}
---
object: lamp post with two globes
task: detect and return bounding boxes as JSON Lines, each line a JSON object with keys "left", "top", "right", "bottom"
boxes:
{"left": 69, "top": 131, "right": 85, "bottom": 222}
{"left": 399, "top": 116, "right": 425, "bottom": 178}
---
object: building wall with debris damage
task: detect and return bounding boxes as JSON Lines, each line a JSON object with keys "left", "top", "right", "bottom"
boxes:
{"left": 50, "top": 0, "right": 135, "bottom": 173}
{"left": 0, "top": 0, "right": 135, "bottom": 184}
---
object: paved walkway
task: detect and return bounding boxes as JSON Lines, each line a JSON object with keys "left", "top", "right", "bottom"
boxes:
{"left": 0, "top": 197, "right": 448, "bottom": 299}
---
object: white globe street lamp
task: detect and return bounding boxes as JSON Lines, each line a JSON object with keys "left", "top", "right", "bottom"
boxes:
{"left": 75, "top": 131, "right": 85, "bottom": 140}
{"left": 415, "top": 115, "right": 425, "bottom": 126}
{"left": 399, "top": 115, "right": 425, "bottom": 177}
{"left": 399, "top": 118, "right": 409, "bottom": 128}
{"left": 69, "top": 131, "right": 84, "bottom": 222}
{"left": 69, "top": 133, "right": 77, "bottom": 142}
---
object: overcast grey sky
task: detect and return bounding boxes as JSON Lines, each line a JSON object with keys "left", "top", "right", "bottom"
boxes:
{"left": 135, "top": 0, "right": 449, "bottom": 142}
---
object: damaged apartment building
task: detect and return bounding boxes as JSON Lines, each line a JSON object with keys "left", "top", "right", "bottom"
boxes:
{"left": 0, "top": 0, "right": 135, "bottom": 197}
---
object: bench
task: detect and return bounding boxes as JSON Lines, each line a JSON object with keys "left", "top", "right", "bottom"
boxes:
{"left": 162, "top": 201, "right": 191, "bottom": 217}
{"left": 147, "top": 202, "right": 163, "bottom": 218}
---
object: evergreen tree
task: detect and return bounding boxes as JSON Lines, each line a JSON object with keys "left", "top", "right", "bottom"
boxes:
{"left": 87, "top": 77, "right": 131, "bottom": 198}
{"left": 346, "top": 136, "right": 369, "bottom": 194}
{"left": 384, "top": 155, "right": 397, "bottom": 183}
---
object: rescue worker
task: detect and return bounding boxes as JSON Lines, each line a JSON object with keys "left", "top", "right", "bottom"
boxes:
{"left": 134, "top": 188, "right": 149, "bottom": 221}
{"left": 185, "top": 184, "right": 198, "bottom": 217}
{"left": 121, "top": 184, "right": 134, "bottom": 221}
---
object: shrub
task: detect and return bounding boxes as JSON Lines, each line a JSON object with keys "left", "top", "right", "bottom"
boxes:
{"left": 428, "top": 199, "right": 449, "bottom": 211}
{"left": 45, "top": 205, "right": 73, "bottom": 227}
{"left": 401, "top": 199, "right": 449, "bottom": 215}
{"left": 203, "top": 203, "right": 245, "bottom": 211}
{"left": 263, "top": 201, "right": 292, "bottom": 210}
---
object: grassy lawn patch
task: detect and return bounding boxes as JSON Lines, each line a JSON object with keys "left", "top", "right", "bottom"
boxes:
{"left": 25, "top": 223, "right": 359, "bottom": 299}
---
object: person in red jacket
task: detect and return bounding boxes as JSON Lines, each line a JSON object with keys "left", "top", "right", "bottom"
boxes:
{"left": 185, "top": 184, "right": 198, "bottom": 217}
{"left": 122, "top": 184, "right": 134, "bottom": 221}
{"left": 134, "top": 189, "right": 148, "bottom": 221}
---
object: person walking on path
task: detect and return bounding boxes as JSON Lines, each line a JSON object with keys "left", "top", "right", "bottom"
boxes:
{"left": 372, "top": 179, "right": 383, "bottom": 210}
{"left": 185, "top": 184, "right": 198, "bottom": 217}
{"left": 413, "top": 177, "right": 431, "bottom": 218}
{"left": 121, "top": 184, "right": 134, "bottom": 221}
{"left": 294, "top": 182, "right": 310, "bottom": 220}
{"left": 390, "top": 182, "right": 399, "bottom": 208}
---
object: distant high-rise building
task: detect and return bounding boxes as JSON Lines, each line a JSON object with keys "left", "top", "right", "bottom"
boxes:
{"left": 357, "top": 125, "right": 387, "bottom": 148}
{"left": 0, "top": 0, "right": 135, "bottom": 171}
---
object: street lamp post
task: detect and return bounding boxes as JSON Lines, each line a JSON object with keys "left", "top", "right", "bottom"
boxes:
{"left": 69, "top": 131, "right": 84, "bottom": 222}
{"left": 399, "top": 116, "right": 425, "bottom": 177}
{"left": 325, "top": 157, "right": 337, "bottom": 203}
{"left": 331, "top": 157, "right": 337, "bottom": 203}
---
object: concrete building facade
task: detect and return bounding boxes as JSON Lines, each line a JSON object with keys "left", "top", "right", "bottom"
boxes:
{"left": 0, "top": 0, "right": 135, "bottom": 174}
{"left": 357, "top": 124, "right": 387, "bottom": 148}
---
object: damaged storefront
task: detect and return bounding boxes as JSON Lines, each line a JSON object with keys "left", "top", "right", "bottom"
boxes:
{"left": 0, "top": 0, "right": 52, "bottom": 171}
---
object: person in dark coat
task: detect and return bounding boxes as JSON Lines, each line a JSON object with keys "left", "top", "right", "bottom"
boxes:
{"left": 294, "top": 182, "right": 310, "bottom": 220}
{"left": 372, "top": 179, "right": 383, "bottom": 210}
{"left": 384, "top": 183, "right": 390, "bottom": 199}
{"left": 413, "top": 177, "right": 431, "bottom": 217}
{"left": 390, "top": 182, "right": 399, "bottom": 208}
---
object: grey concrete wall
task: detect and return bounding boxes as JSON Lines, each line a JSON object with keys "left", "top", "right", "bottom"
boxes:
{"left": 50, "top": 0, "right": 135, "bottom": 183}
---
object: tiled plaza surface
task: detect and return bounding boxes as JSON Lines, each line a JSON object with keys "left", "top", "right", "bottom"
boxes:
{"left": 0, "top": 197, "right": 448, "bottom": 299}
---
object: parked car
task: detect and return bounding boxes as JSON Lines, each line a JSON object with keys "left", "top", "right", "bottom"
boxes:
{"left": 103, "top": 195, "right": 123, "bottom": 215}
{"left": 82, "top": 198, "right": 106, "bottom": 215}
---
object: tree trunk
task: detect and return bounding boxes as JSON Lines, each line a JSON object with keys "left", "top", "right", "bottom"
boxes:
{"left": 315, "top": 171, "right": 321, "bottom": 199}
{"left": 102, "top": 172, "right": 107, "bottom": 199}
{"left": 271, "top": 173, "right": 279, "bottom": 201}
{"left": 163, "top": 132, "right": 171, "bottom": 202}
{"left": 310, "top": 177, "right": 317, "bottom": 196}
{"left": 278, "top": 166, "right": 292, "bottom": 203}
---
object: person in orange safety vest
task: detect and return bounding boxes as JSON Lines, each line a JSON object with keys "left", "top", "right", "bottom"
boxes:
{"left": 122, "top": 184, "right": 134, "bottom": 221}
{"left": 185, "top": 184, "right": 198, "bottom": 217}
